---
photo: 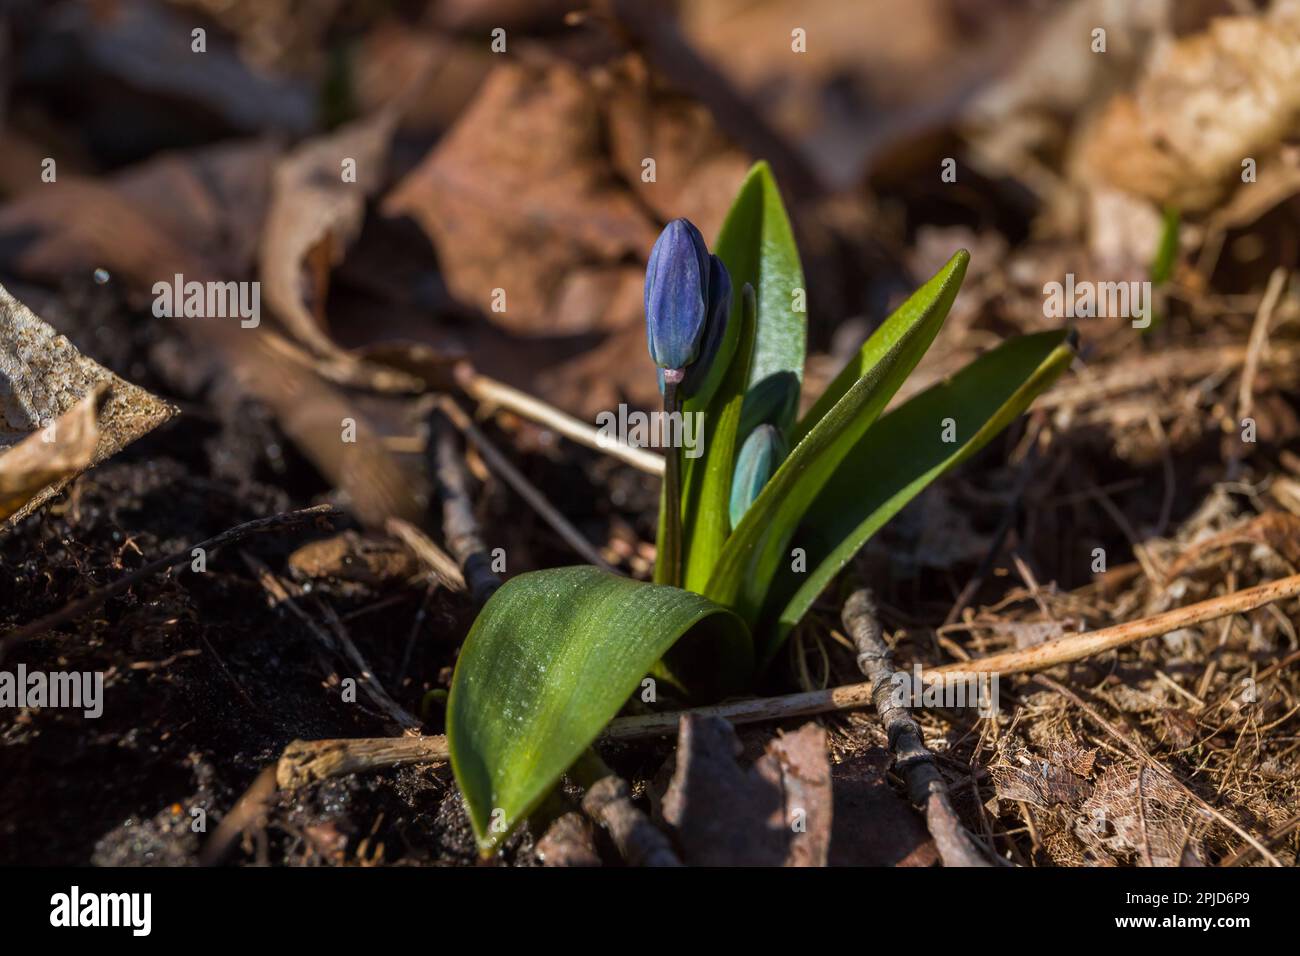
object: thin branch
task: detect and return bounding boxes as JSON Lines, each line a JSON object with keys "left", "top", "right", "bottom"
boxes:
{"left": 277, "top": 737, "right": 447, "bottom": 790}
{"left": 437, "top": 397, "right": 616, "bottom": 573}
{"left": 1236, "top": 266, "right": 1288, "bottom": 423}
{"left": 457, "top": 365, "right": 664, "bottom": 475}
{"left": 571, "top": 749, "right": 681, "bottom": 866}
{"left": 243, "top": 552, "right": 422, "bottom": 733}
{"left": 842, "top": 589, "right": 995, "bottom": 867}
{"left": 274, "top": 575, "right": 1300, "bottom": 788}
{"left": 385, "top": 516, "right": 466, "bottom": 593}
{"left": 929, "top": 572, "right": 1300, "bottom": 677}
{"left": 199, "top": 766, "right": 278, "bottom": 866}
{"left": 0, "top": 504, "right": 341, "bottom": 662}
{"left": 429, "top": 409, "right": 503, "bottom": 606}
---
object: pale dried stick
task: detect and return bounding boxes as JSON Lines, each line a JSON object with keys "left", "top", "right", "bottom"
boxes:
{"left": 276, "top": 574, "right": 1300, "bottom": 784}
{"left": 929, "top": 572, "right": 1300, "bottom": 677}
{"left": 385, "top": 516, "right": 466, "bottom": 593}
{"left": 457, "top": 365, "right": 664, "bottom": 475}
{"left": 1237, "top": 267, "right": 1289, "bottom": 423}
{"left": 200, "top": 767, "right": 278, "bottom": 866}
{"left": 277, "top": 737, "right": 448, "bottom": 789}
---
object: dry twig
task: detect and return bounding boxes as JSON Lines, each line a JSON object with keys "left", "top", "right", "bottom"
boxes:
{"left": 457, "top": 364, "right": 664, "bottom": 475}
{"left": 437, "top": 397, "right": 615, "bottom": 577}
{"left": 385, "top": 516, "right": 466, "bottom": 593}
{"left": 572, "top": 749, "right": 681, "bottom": 866}
{"left": 842, "top": 589, "right": 995, "bottom": 866}
{"left": 929, "top": 572, "right": 1300, "bottom": 678}
{"left": 429, "top": 408, "right": 504, "bottom": 605}
{"left": 243, "top": 552, "right": 422, "bottom": 733}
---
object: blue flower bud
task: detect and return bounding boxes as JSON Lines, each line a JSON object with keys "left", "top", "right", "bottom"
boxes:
{"left": 678, "top": 254, "right": 731, "bottom": 399}
{"left": 645, "top": 218, "right": 711, "bottom": 377}
{"left": 729, "top": 424, "right": 786, "bottom": 530}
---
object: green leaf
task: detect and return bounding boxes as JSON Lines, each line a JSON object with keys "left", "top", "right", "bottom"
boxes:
{"left": 1151, "top": 205, "right": 1180, "bottom": 286}
{"left": 679, "top": 285, "right": 756, "bottom": 593}
{"left": 704, "top": 250, "right": 970, "bottom": 628}
{"left": 712, "top": 161, "right": 805, "bottom": 438}
{"left": 760, "top": 331, "right": 1074, "bottom": 667}
{"left": 447, "top": 566, "right": 751, "bottom": 852}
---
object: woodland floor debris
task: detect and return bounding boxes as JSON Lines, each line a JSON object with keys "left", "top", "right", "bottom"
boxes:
{"left": 2, "top": 0, "right": 1299, "bottom": 868}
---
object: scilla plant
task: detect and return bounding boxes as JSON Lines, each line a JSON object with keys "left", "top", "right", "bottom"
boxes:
{"left": 447, "top": 162, "right": 1074, "bottom": 851}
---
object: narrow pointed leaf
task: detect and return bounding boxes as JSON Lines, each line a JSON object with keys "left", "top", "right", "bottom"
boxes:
{"left": 447, "top": 566, "right": 751, "bottom": 852}
{"left": 711, "top": 161, "right": 805, "bottom": 438}
{"left": 704, "top": 251, "right": 969, "bottom": 626}
{"left": 760, "top": 331, "right": 1074, "bottom": 667}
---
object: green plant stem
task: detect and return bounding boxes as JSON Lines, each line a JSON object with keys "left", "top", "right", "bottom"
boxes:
{"left": 661, "top": 380, "right": 684, "bottom": 587}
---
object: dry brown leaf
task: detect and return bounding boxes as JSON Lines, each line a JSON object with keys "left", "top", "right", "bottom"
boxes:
{"left": 384, "top": 61, "right": 657, "bottom": 339}
{"left": 0, "top": 284, "right": 175, "bottom": 524}
{"left": 0, "top": 178, "right": 204, "bottom": 296}
{"left": 660, "top": 715, "right": 832, "bottom": 866}
{"left": 1157, "top": 708, "right": 1199, "bottom": 750}
{"left": 1076, "top": 764, "right": 1201, "bottom": 867}
{"left": 287, "top": 530, "right": 418, "bottom": 587}
{"left": 1082, "top": 3, "right": 1300, "bottom": 211}
{"left": 351, "top": 19, "right": 491, "bottom": 132}
{"left": 989, "top": 753, "right": 1092, "bottom": 809}
{"left": 602, "top": 58, "right": 749, "bottom": 238}
{"left": 1048, "top": 738, "right": 1099, "bottom": 779}
{"left": 0, "top": 139, "right": 277, "bottom": 299}
{"left": 0, "top": 384, "right": 104, "bottom": 522}
{"left": 829, "top": 748, "right": 937, "bottom": 866}
{"left": 679, "top": 0, "right": 970, "bottom": 187}
{"left": 256, "top": 113, "right": 431, "bottom": 394}
{"left": 114, "top": 139, "right": 281, "bottom": 280}
{"left": 261, "top": 111, "right": 397, "bottom": 359}
{"left": 381, "top": 56, "right": 758, "bottom": 416}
